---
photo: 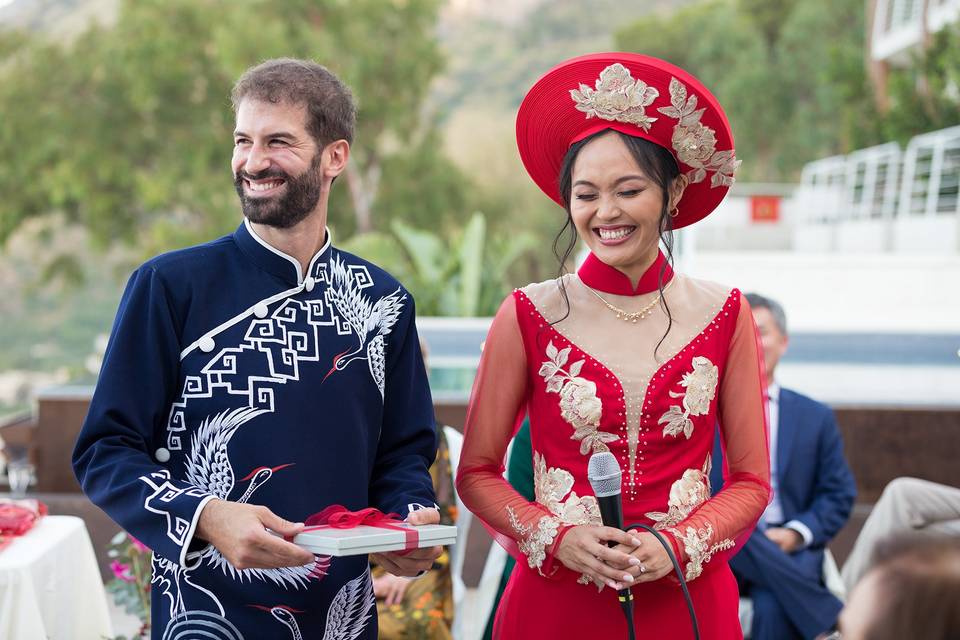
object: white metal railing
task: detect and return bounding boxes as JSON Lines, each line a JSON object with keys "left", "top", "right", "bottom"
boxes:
{"left": 797, "top": 126, "right": 960, "bottom": 226}
{"left": 898, "top": 125, "right": 960, "bottom": 217}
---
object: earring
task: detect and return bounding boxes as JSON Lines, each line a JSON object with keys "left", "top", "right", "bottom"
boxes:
{"left": 669, "top": 206, "right": 680, "bottom": 218}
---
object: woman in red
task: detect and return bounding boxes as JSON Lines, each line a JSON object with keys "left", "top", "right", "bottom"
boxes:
{"left": 456, "top": 53, "right": 771, "bottom": 639}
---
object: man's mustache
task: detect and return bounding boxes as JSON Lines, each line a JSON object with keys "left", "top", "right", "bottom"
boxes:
{"left": 236, "top": 168, "right": 289, "bottom": 182}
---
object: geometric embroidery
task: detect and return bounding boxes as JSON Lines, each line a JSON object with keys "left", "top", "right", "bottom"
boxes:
{"left": 165, "top": 256, "right": 379, "bottom": 451}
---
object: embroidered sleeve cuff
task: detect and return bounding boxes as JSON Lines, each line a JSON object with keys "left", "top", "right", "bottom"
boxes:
{"left": 506, "top": 506, "right": 561, "bottom": 575}
{"left": 179, "top": 494, "right": 217, "bottom": 568}
{"left": 665, "top": 523, "right": 735, "bottom": 581}
{"left": 784, "top": 519, "right": 814, "bottom": 548}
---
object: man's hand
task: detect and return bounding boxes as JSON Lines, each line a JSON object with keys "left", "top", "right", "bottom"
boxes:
{"left": 370, "top": 507, "right": 442, "bottom": 578}
{"left": 766, "top": 526, "right": 803, "bottom": 553}
{"left": 196, "top": 499, "right": 314, "bottom": 570}
{"left": 372, "top": 572, "right": 411, "bottom": 606}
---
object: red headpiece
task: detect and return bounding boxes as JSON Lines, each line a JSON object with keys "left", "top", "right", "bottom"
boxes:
{"left": 516, "top": 52, "right": 739, "bottom": 229}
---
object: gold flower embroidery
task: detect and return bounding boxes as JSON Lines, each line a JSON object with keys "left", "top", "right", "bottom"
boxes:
{"left": 659, "top": 356, "right": 719, "bottom": 439}
{"left": 657, "top": 77, "right": 741, "bottom": 188}
{"left": 645, "top": 455, "right": 712, "bottom": 529}
{"left": 528, "top": 451, "right": 605, "bottom": 588}
{"left": 665, "top": 523, "right": 735, "bottom": 581}
{"left": 506, "top": 506, "right": 560, "bottom": 573}
{"left": 540, "top": 340, "right": 619, "bottom": 455}
{"left": 534, "top": 451, "right": 602, "bottom": 526}
{"left": 570, "top": 63, "right": 660, "bottom": 132}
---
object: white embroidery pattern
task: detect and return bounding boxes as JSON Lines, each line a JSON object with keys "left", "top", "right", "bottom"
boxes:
{"left": 165, "top": 255, "right": 388, "bottom": 451}
{"left": 152, "top": 555, "right": 226, "bottom": 620}
{"left": 540, "top": 340, "right": 619, "bottom": 455}
{"left": 657, "top": 77, "right": 741, "bottom": 188}
{"left": 326, "top": 256, "right": 406, "bottom": 399}
{"left": 570, "top": 63, "right": 660, "bottom": 131}
{"left": 323, "top": 568, "right": 375, "bottom": 640}
{"left": 665, "top": 523, "right": 735, "bottom": 581}
{"left": 659, "top": 356, "right": 719, "bottom": 439}
{"left": 160, "top": 609, "right": 245, "bottom": 640}
{"left": 645, "top": 455, "right": 712, "bottom": 529}
{"left": 139, "top": 469, "right": 209, "bottom": 548}
{"left": 180, "top": 407, "right": 329, "bottom": 588}
{"left": 146, "top": 251, "right": 397, "bottom": 619}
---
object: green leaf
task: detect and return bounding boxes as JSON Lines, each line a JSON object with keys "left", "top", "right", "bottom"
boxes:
{"left": 391, "top": 220, "right": 446, "bottom": 285}
{"left": 457, "top": 213, "right": 485, "bottom": 316}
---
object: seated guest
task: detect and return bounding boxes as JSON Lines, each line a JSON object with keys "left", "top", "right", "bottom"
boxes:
{"left": 842, "top": 477, "right": 960, "bottom": 592}
{"left": 837, "top": 535, "right": 960, "bottom": 639}
{"left": 711, "top": 293, "right": 856, "bottom": 639}
{"left": 371, "top": 428, "right": 455, "bottom": 640}
{"left": 371, "top": 339, "right": 455, "bottom": 640}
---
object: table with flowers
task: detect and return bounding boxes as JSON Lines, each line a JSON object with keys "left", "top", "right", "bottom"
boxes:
{"left": 0, "top": 515, "right": 114, "bottom": 640}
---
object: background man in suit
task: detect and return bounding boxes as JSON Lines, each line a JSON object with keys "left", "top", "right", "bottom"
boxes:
{"left": 712, "top": 292, "right": 856, "bottom": 640}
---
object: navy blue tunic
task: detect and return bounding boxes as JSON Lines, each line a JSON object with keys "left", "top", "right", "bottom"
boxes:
{"left": 73, "top": 221, "right": 438, "bottom": 639}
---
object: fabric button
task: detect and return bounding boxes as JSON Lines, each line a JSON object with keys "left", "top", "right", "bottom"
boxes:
{"left": 199, "top": 336, "right": 215, "bottom": 353}
{"left": 155, "top": 448, "right": 170, "bottom": 463}
{"left": 253, "top": 303, "right": 269, "bottom": 319}
{"left": 304, "top": 276, "right": 315, "bottom": 292}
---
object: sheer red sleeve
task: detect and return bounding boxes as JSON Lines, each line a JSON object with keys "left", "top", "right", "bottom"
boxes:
{"left": 455, "top": 294, "right": 567, "bottom": 576}
{"left": 661, "top": 291, "right": 772, "bottom": 580}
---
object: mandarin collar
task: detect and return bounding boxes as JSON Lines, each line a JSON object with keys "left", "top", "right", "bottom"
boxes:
{"left": 577, "top": 251, "right": 673, "bottom": 296}
{"left": 234, "top": 219, "right": 332, "bottom": 286}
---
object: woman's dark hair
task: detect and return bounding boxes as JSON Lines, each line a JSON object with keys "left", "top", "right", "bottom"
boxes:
{"left": 859, "top": 535, "right": 960, "bottom": 639}
{"left": 548, "top": 129, "right": 680, "bottom": 356}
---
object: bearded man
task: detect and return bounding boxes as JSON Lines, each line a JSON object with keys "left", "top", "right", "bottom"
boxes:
{"left": 74, "top": 58, "right": 441, "bottom": 639}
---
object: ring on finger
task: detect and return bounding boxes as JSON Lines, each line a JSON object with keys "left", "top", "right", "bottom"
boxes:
{"left": 639, "top": 563, "right": 646, "bottom": 573}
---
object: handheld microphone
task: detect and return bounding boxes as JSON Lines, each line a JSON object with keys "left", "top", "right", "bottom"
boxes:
{"left": 587, "top": 451, "right": 635, "bottom": 640}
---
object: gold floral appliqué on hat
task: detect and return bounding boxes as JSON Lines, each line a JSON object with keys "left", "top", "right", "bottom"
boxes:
{"left": 570, "top": 63, "right": 660, "bottom": 132}
{"left": 657, "top": 77, "right": 740, "bottom": 188}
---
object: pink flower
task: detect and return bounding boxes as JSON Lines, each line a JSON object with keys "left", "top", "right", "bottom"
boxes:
{"left": 111, "top": 560, "right": 136, "bottom": 583}
{"left": 128, "top": 535, "right": 149, "bottom": 554}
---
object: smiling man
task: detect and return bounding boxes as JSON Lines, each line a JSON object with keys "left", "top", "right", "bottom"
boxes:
{"left": 73, "top": 59, "right": 441, "bottom": 639}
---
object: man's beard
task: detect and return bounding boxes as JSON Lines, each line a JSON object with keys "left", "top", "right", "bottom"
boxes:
{"left": 234, "top": 154, "right": 323, "bottom": 229}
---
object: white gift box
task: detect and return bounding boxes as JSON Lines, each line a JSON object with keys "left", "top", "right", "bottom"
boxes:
{"left": 293, "top": 523, "right": 458, "bottom": 557}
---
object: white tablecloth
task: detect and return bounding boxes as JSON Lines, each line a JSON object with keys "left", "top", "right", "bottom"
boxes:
{"left": 0, "top": 515, "right": 114, "bottom": 640}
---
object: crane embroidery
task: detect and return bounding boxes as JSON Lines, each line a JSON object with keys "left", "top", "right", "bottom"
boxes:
{"left": 323, "top": 256, "right": 406, "bottom": 398}
{"left": 249, "top": 568, "right": 374, "bottom": 640}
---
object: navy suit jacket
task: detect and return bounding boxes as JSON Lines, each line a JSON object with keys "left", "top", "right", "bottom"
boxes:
{"left": 711, "top": 387, "right": 856, "bottom": 549}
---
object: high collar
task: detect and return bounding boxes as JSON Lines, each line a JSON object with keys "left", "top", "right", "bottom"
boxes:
{"left": 577, "top": 251, "right": 674, "bottom": 296}
{"left": 234, "top": 219, "right": 333, "bottom": 286}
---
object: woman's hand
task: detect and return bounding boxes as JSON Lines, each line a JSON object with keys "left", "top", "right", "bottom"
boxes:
{"left": 608, "top": 530, "right": 675, "bottom": 583}
{"left": 554, "top": 525, "right": 645, "bottom": 590}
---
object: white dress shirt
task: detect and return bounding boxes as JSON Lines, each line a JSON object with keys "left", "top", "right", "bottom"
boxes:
{"left": 760, "top": 383, "right": 814, "bottom": 548}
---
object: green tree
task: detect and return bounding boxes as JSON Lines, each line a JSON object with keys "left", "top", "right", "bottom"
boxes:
{"left": 615, "top": 0, "right": 877, "bottom": 180}
{"left": 0, "top": 0, "right": 447, "bottom": 251}
{"left": 879, "top": 24, "right": 960, "bottom": 144}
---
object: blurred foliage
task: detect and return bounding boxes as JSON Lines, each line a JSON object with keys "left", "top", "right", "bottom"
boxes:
{"left": 880, "top": 24, "right": 960, "bottom": 145}
{"left": 340, "top": 212, "right": 537, "bottom": 316}
{"left": 104, "top": 530, "right": 152, "bottom": 639}
{"left": 0, "top": 0, "right": 453, "bottom": 249}
{"left": 615, "top": 0, "right": 878, "bottom": 181}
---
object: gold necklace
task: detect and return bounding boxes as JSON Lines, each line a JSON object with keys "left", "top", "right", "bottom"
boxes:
{"left": 584, "top": 279, "right": 674, "bottom": 323}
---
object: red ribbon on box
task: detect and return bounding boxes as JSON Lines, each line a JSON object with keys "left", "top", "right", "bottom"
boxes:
{"left": 299, "top": 505, "right": 419, "bottom": 552}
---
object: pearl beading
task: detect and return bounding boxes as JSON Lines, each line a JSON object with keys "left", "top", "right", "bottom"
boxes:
{"left": 516, "top": 276, "right": 740, "bottom": 500}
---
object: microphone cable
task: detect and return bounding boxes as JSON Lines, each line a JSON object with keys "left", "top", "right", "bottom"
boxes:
{"left": 621, "top": 522, "right": 700, "bottom": 640}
